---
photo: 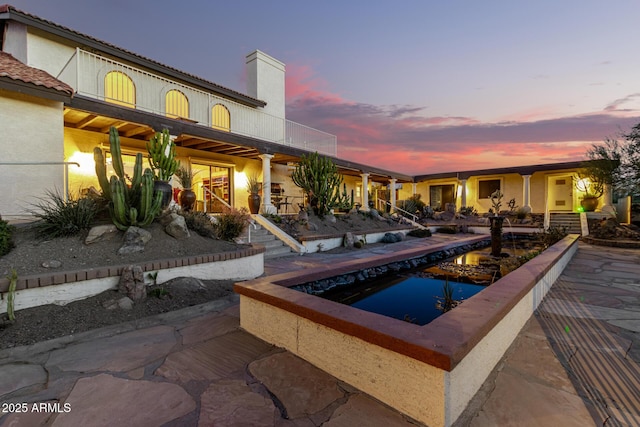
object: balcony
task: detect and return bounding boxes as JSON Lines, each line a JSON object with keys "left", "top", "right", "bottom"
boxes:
{"left": 57, "top": 49, "right": 337, "bottom": 157}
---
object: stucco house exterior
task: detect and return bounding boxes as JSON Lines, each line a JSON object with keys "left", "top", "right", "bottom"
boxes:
{"left": 0, "top": 5, "right": 609, "bottom": 223}
{"left": 0, "top": 4, "right": 413, "bottom": 221}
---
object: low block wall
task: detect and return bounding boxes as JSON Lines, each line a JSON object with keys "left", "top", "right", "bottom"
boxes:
{"left": 235, "top": 235, "right": 579, "bottom": 426}
{"left": 299, "top": 228, "right": 413, "bottom": 253}
{"left": 0, "top": 246, "right": 264, "bottom": 314}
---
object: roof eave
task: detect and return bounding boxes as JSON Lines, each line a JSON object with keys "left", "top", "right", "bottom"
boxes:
{"left": 0, "top": 76, "right": 72, "bottom": 103}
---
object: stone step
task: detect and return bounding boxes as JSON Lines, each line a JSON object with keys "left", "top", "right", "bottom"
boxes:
{"left": 249, "top": 233, "right": 276, "bottom": 243}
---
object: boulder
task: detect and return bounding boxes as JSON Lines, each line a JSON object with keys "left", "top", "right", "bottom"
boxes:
{"left": 381, "top": 232, "right": 402, "bottom": 243}
{"left": 165, "top": 215, "right": 191, "bottom": 239}
{"left": 118, "top": 227, "right": 152, "bottom": 255}
{"left": 118, "top": 265, "right": 146, "bottom": 301}
{"left": 343, "top": 232, "right": 355, "bottom": 248}
{"left": 85, "top": 224, "right": 119, "bottom": 245}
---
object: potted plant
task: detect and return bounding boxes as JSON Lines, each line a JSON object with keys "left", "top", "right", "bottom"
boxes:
{"left": 147, "top": 129, "right": 179, "bottom": 209}
{"left": 575, "top": 172, "right": 603, "bottom": 212}
{"left": 246, "top": 174, "right": 261, "bottom": 214}
{"left": 174, "top": 163, "right": 198, "bottom": 211}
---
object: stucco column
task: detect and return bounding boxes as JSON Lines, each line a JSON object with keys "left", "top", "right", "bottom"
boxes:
{"left": 522, "top": 175, "right": 532, "bottom": 213}
{"left": 361, "top": 173, "right": 370, "bottom": 211}
{"left": 412, "top": 183, "right": 417, "bottom": 195}
{"left": 600, "top": 183, "right": 615, "bottom": 215}
{"left": 389, "top": 178, "right": 397, "bottom": 211}
{"left": 259, "top": 154, "right": 276, "bottom": 214}
{"left": 459, "top": 179, "right": 467, "bottom": 208}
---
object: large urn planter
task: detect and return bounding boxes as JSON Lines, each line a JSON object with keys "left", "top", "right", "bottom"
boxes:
{"left": 580, "top": 197, "right": 599, "bottom": 212}
{"left": 154, "top": 180, "right": 173, "bottom": 210}
{"left": 248, "top": 193, "right": 261, "bottom": 214}
{"left": 179, "top": 189, "right": 197, "bottom": 211}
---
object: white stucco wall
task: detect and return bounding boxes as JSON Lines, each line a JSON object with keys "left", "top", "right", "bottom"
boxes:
{"left": 0, "top": 90, "right": 65, "bottom": 219}
{"left": 26, "top": 30, "right": 77, "bottom": 80}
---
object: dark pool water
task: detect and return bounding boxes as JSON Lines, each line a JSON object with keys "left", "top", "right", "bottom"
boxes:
{"left": 328, "top": 275, "right": 485, "bottom": 326}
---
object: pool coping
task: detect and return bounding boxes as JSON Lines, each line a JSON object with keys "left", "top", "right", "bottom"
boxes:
{"left": 234, "top": 234, "right": 579, "bottom": 371}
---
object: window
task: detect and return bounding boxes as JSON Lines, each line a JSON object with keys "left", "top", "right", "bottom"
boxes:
{"left": 478, "top": 179, "right": 501, "bottom": 199}
{"left": 166, "top": 90, "right": 189, "bottom": 119}
{"left": 212, "top": 104, "right": 230, "bottom": 131}
{"left": 429, "top": 184, "right": 455, "bottom": 210}
{"left": 104, "top": 71, "right": 135, "bottom": 107}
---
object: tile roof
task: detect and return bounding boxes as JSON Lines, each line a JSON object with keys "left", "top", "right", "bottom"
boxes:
{"left": 0, "top": 4, "right": 265, "bottom": 107}
{"left": 0, "top": 51, "right": 74, "bottom": 94}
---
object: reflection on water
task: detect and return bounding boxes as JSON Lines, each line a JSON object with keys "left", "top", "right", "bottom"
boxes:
{"left": 326, "top": 239, "right": 543, "bottom": 326}
{"left": 328, "top": 275, "right": 484, "bottom": 326}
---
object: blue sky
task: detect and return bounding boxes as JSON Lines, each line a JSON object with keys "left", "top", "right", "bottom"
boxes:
{"left": 10, "top": 0, "right": 640, "bottom": 174}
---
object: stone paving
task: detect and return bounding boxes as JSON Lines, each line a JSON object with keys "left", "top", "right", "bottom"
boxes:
{"left": 1, "top": 237, "right": 639, "bottom": 426}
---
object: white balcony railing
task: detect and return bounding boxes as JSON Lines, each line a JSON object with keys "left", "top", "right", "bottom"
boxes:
{"left": 57, "top": 48, "right": 337, "bottom": 157}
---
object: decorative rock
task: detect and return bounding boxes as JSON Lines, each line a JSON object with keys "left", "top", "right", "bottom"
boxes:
{"left": 118, "top": 265, "right": 146, "bottom": 301}
{"left": 381, "top": 232, "right": 401, "bottom": 243}
{"left": 298, "top": 209, "right": 309, "bottom": 222}
{"left": 165, "top": 214, "right": 190, "bottom": 239}
{"left": 306, "top": 221, "right": 318, "bottom": 231}
{"left": 343, "top": 232, "right": 355, "bottom": 248}
{"left": 158, "top": 212, "right": 178, "bottom": 227}
{"left": 326, "top": 213, "right": 337, "bottom": 223}
{"left": 102, "top": 297, "right": 134, "bottom": 311}
{"left": 118, "top": 227, "right": 152, "bottom": 255}
{"left": 85, "top": 224, "right": 118, "bottom": 245}
{"left": 41, "top": 260, "right": 62, "bottom": 268}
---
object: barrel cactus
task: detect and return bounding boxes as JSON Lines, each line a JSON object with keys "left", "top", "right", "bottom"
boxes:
{"left": 94, "top": 126, "right": 163, "bottom": 230}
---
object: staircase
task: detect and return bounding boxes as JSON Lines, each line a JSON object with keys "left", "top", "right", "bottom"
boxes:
{"left": 549, "top": 213, "right": 582, "bottom": 234}
{"left": 244, "top": 223, "right": 295, "bottom": 259}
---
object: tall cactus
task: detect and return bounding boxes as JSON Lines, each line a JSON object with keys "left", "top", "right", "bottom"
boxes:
{"left": 146, "top": 129, "right": 178, "bottom": 181}
{"left": 291, "top": 152, "right": 343, "bottom": 217}
{"left": 94, "top": 126, "right": 163, "bottom": 230}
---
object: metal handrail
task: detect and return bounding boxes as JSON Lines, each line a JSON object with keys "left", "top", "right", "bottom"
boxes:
{"left": 201, "top": 186, "right": 231, "bottom": 213}
{"left": 0, "top": 162, "right": 80, "bottom": 201}
{"left": 382, "top": 200, "right": 418, "bottom": 222}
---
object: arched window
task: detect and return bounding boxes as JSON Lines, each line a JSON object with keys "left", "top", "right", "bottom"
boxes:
{"left": 165, "top": 89, "right": 189, "bottom": 119}
{"left": 104, "top": 71, "right": 135, "bottom": 107}
{"left": 211, "top": 104, "right": 230, "bottom": 132}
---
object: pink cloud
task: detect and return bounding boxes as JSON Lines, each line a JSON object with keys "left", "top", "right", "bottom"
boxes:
{"left": 285, "top": 64, "right": 640, "bottom": 175}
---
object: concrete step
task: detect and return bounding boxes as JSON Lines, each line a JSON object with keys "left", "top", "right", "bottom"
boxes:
{"left": 241, "top": 221, "right": 295, "bottom": 258}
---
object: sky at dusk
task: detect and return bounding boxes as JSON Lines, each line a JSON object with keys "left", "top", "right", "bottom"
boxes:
{"left": 9, "top": 0, "right": 640, "bottom": 174}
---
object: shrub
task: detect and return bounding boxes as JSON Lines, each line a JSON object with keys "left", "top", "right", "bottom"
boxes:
{"left": 458, "top": 206, "right": 478, "bottom": 216}
{"left": 181, "top": 211, "right": 216, "bottom": 238}
{"left": 0, "top": 217, "right": 15, "bottom": 256}
{"left": 408, "top": 228, "right": 432, "bottom": 238}
{"left": 436, "top": 226, "right": 457, "bottom": 234}
{"left": 29, "top": 191, "right": 97, "bottom": 238}
{"left": 535, "top": 226, "right": 568, "bottom": 248}
{"left": 214, "top": 207, "right": 250, "bottom": 241}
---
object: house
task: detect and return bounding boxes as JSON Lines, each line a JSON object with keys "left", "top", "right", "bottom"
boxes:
{"left": 413, "top": 161, "right": 615, "bottom": 215}
{"left": 0, "top": 4, "right": 412, "bottom": 221}
{"left": 0, "top": 4, "right": 612, "bottom": 224}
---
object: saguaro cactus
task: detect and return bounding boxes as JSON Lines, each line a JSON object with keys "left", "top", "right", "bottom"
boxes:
{"left": 94, "top": 126, "right": 163, "bottom": 230}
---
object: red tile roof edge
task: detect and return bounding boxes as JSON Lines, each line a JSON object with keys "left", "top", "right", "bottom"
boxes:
{"left": 0, "top": 51, "right": 73, "bottom": 94}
